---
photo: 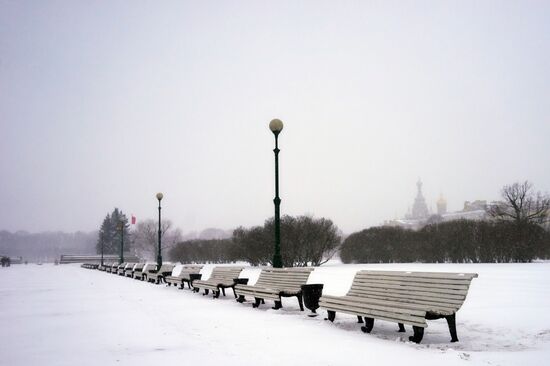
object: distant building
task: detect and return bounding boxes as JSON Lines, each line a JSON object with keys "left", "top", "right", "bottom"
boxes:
{"left": 463, "top": 200, "right": 488, "bottom": 211}
{"left": 408, "top": 180, "right": 429, "bottom": 219}
{"left": 384, "top": 180, "right": 490, "bottom": 230}
{"left": 436, "top": 194, "right": 447, "bottom": 215}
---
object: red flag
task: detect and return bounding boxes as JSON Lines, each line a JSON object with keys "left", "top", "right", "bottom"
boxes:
{"left": 131, "top": 215, "right": 136, "bottom": 225}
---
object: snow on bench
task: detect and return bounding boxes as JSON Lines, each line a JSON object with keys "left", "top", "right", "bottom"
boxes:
{"left": 234, "top": 267, "right": 314, "bottom": 310}
{"left": 319, "top": 270, "right": 478, "bottom": 343}
{"left": 165, "top": 265, "right": 204, "bottom": 289}
{"left": 192, "top": 266, "right": 245, "bottom": 298}
{"left": 134, "top": 263, "right": 156, "bottom": 280}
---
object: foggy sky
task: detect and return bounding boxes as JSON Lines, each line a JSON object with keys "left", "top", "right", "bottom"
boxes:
{"left": 1, "top": 1, "right": 549, "bottom": 235}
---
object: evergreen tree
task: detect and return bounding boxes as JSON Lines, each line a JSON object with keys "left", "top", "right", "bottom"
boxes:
{"left": 96, "top": 208, "right": 130, "bottom": 255}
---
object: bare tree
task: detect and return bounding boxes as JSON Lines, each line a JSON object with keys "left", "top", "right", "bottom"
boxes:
{"left": 131, "top": 219, "right": 181, "bottom": 260}
{"left": 488, "top": 181, "right": 550, "bottom": 225}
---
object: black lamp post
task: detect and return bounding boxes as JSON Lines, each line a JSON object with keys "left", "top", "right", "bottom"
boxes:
{"left": 269, "top": 118, "right": 284, "bottom": 268}
{"left": 100, "top": 235, "right": 104, "bottom": 267}
{"left": 156, "top": 192, "right": 163, "bottom": 267}
{"left": 117, "top": 221, "right": 124, "bottom": 264}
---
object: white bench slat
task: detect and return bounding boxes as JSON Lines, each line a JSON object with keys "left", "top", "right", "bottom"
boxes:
{"left": 358, "top": 270, "right": 478, "bottom": 280}
{"left": 319, "top": 302, "right": 427, "bottom": 327}
{"left": 353, "top": 278, "right": 471, "bottom": 291}
{"left": 352, "top": 281, "right": 470, "bottom": 295}
{"left": 355, "top": 274, "right": 474, "bottom": 286}
{"left": 321, "top": 294, "right": 457, "bottom": 315}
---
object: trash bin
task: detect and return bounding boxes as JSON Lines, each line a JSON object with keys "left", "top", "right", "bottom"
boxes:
{"left": 234, "top": 278, "right": 249, "bottom": 302}
{"left": 301, "top": 284, "right": 324, "bottom": 317}
{"left": 189, "top": 273, "right": 202, "bottom": 288}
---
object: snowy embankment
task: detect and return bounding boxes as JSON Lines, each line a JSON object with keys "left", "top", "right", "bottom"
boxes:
{"left": 0, "top": 263, "right": 549, "bottom": 366}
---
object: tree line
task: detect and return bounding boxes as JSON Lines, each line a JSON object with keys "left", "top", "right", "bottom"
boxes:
{"left": 340, "top": 220, "right": 550, "bottom": 264}
{"left": 169, "top": 215, "right": 342, "bottom": 266}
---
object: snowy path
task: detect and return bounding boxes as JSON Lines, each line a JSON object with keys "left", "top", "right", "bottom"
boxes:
{"left": 1, "top": 263, "right": 549, "bottom": 366}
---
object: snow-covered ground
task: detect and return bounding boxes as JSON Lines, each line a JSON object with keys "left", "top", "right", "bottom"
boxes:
{"left": 1, "top": 262, "right": 549, "bottom": 366}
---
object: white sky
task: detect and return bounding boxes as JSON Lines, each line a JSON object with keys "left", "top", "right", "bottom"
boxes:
{"left": 1, "top": 1, "right": 549, "bottom": 234}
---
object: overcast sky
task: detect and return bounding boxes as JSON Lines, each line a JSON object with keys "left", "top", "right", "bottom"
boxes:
{"left": 1, "top": 1, "right": 549, "bottom": 235}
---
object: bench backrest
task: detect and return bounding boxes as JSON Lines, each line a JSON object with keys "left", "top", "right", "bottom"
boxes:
{"left": 142, "top": 263, "right": 157, "bottom": 273}
{"left": 347, "top": 270, "right": 478, "bottom": 313}
{"left": 118, "top": 262, "right": 127, "bottom": 269}
{"left": 133, "top": 263, "right": 145, "bottom": 271}
{"left": 124, "top": 263, "right": 136, "bottom": 270}
{"left": 208, "top": 266, "right": 244, "bottom": 281}
{"left": 156, "top": 263, "right": 175, "bottom": 274}
{"left": 177, "top": 265, "right": 203, "bottom": 277}
{"left": 255, "top": 267, "right": 314, "bottom": 292}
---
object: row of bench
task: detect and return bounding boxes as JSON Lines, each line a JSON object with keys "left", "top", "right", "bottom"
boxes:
{"left": 84, "top": 261, "right": 478, "bottom": 343}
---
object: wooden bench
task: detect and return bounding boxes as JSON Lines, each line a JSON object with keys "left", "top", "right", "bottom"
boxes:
{"left": 113, "top": 262, "right": 127, "bottom": 275}
{"left": 165, "top": 265, "right": 204, "bottom": 289}
{"left": 107, "top": 263, "right": 119, "bottom": 273}
{"left": 121, "top": 263, "right": 136, "bottom": 276}
{"left": 147, "top": 263, "right": 176, "bottom": 284}
{"left": 99, "top": 262, "right": 114, "bottom": 272}
{"left": 234, "top": 267, "right": 314, "bottom": 310}
{"left": 127, "top": 263, "right": 144, "bottom": 277}
{"left": 319, "top": 270, "right": 478, "bottom": 343}
{"left": 192, "top": 267, "right": 245, "bottom": 298}
{"left": 135, "top": 263, "right": 156, "bottom": 280}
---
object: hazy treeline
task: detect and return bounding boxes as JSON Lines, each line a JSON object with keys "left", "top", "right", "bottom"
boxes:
{"left": 169, "top": 239, "right": 235, "bottom": 263}
{"left": 0, "top": 230, "right": 97, "bottom": 262}
{"left": 169, "top": 215, "right": 341, "bottom": 266}
{"left": 340, "top": 220, "right": 550, "bottom": 264}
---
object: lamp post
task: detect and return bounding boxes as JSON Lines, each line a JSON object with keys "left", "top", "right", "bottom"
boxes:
{"left": 156, "top": 192, "right": 163, "bottom": 267}
{"left": 269, "top": 118, "right": 284, "bottom": 268}
{"left": 100, "top": 235, "right": 104, "bottom": 267}
{"left": 117, "top": 221, "right": 124, "bottom": 264}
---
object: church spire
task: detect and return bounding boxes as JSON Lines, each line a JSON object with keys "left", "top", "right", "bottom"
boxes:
{"left": 411, "top": 179, "right": 429, "bottom": 219}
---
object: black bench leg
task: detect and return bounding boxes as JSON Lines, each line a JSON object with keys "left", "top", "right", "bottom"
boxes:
{"left": 409, "top": 326, "right": 424, "bottom": 343}
{"left": 236, "top": 295, "right": 245, "bottom": 303}
{"left": 357, "top": 316, "right": 364, "bottom": 324}
{"left": 203, "top": 289, "right": 209, "bottom": 296}
{"left": 232, "top": 286, "right": 238, "bottom": 298}
{"left": 297, "top": 294, "right": 304, "bottom": 311}
{"left": 272, "top": 300, "right": 282, "bottom": 310}
{"left": 221, "top": 288, "right": 226, "bottom": 297}
{"left": 398, "top": 323, "right": 406, "bottom": 332}
{"left": 361, "top": 317, "right": 374, "bottom": 333}
{"left": 446, "top": 314, "right": 459, "bottom": 342}
{"left": 252, "top": 297, "right": 262, "bottom": 308}
{"left": 214, "top": 290, "right": 220, "bottom": 299}
{"left": 325, "top": 310, "right": 336, "bottom": 322}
